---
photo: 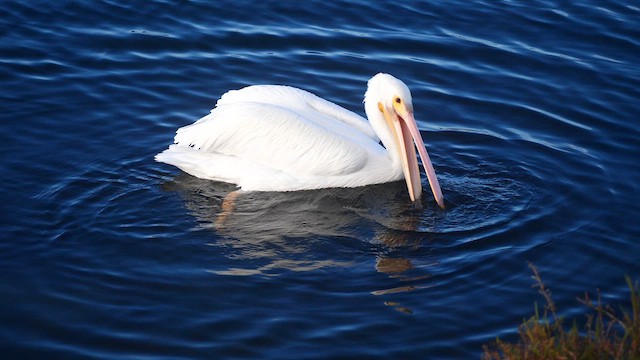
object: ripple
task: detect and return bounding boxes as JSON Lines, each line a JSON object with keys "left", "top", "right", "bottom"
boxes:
{"left": 2, "top": 0, "right": 639, "bottom": 359}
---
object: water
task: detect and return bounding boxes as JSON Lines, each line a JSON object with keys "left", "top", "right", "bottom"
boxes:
{"left": 1, "top": 1, "right": 639, "bottom": 358}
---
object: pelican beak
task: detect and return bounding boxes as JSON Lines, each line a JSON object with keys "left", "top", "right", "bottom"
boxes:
{"left": 379, "top": 101, "right": 445, "bottom": 209}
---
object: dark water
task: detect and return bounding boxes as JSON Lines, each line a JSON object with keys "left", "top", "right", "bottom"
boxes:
{"left": 1, "top": 1, "right": 639, "bottom": 358}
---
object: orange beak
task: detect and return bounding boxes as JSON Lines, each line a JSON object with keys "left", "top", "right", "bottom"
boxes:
{"left": 380, "top": 102, "right": 445, "bottom": 209}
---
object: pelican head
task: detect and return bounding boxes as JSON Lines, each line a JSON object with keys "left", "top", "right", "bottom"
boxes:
{"left": 364, "top": 73, "right": 445, "bottom": 208}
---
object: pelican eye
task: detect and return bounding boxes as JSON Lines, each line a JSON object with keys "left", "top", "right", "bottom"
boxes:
{"left": 395, "top": 97, "right": 401, "bottom": 104}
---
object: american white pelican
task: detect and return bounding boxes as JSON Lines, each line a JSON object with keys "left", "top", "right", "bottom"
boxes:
{"left": 156, "top": 73, "right": 445, "bottom": 208}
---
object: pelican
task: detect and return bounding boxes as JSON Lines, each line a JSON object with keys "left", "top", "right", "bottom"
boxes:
{"left": 156, "top": 73, "right": 445, "bottom": 208}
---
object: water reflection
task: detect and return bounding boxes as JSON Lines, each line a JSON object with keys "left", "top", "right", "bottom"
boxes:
{"left": 161, "top": 173, "right": 439, "bottom": 280}
{"left": 160, "top": 165, "right": 531, "bottom": 314}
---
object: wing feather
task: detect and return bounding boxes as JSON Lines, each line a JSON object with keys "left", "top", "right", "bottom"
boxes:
{"left": 173, "top": 101, "right": 369, "bottom": 177}
{"left": 216, "top": 85, "right": 378, "bottom": 141}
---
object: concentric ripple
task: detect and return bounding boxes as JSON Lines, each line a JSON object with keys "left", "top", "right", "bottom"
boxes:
{"left": 1, "top": 0, "right": 639, "bottom": 359}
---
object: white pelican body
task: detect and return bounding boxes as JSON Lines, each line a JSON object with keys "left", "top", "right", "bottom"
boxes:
{"left": 156, "top": 73, "right": 445, "bottom": 208}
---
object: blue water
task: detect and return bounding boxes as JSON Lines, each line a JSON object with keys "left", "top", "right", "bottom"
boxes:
{"left": 1, "top": 1, "right": 639, "bottom": 358}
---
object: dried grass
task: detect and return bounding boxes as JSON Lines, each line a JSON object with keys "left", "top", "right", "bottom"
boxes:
{"left": 482, "top": 263, "right": 639, "bottom": 360}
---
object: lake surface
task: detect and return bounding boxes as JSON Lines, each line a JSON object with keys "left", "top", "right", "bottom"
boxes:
{"left": 1, "top": 1, "right": 639, "bottom": 358}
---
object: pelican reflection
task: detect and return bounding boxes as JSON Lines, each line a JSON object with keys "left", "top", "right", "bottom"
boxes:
{"left": 161, "top": 173, "right": 440, "bottom": 282}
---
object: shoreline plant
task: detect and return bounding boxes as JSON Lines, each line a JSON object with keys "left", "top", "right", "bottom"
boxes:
{"left": 483, "top": 263, "right": 639, "bottom": 359}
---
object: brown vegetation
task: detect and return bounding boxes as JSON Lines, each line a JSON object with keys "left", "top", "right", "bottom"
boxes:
{"left": 483, "top": 263, "right": 639, "bottom": 360}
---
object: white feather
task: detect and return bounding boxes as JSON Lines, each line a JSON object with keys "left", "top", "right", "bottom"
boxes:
{"left": 156, "top": 75, "right": 416, "bottom": 192}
